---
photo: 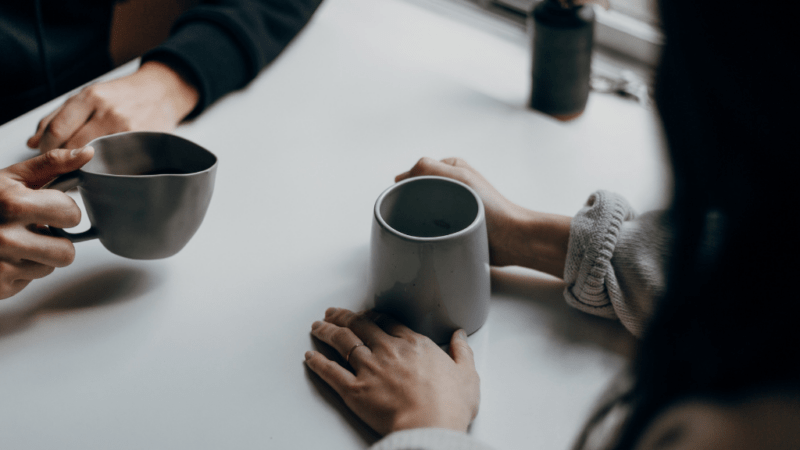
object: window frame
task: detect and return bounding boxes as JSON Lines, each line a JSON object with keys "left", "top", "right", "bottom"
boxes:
{"left": 485, "top": 0, "right": 663, "bottom": 67}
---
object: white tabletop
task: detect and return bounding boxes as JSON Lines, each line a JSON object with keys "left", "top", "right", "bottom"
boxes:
{"left": 0, "top": 0, "right": 669, "bottom": 448}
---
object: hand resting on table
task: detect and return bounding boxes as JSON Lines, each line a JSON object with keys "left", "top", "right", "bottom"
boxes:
{"left": 27, "top": 61, "right": 199, "bottom": 153}
{"left": 305, "top": 307, "right": 480, "bottom": 436}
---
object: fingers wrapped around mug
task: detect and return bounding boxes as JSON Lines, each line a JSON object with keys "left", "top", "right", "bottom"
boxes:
{"left": 305, "top": 307, "right": 480, "bottom": 437}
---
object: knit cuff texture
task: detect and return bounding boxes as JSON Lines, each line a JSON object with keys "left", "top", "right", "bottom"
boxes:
{"left": 563, "top": 191, "right": 636, "bottom": 319}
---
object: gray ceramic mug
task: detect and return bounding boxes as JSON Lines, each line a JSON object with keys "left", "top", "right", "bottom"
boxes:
{"left": 370, "top": 176, "right": 491, "bottom": 344}
{"left": 46, "top": 131, "right": 218, "bottom": 260}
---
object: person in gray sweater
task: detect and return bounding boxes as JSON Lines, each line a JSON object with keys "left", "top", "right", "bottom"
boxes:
{"left": 308, "top": 158, "right": 671, "bottom": 449}
{"left": 305, "top": 0, "right": 800, "bottom": 447}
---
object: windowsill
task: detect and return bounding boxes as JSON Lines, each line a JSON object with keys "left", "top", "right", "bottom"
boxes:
{"left": 395, "top": 0, "right": 657, "bottom": 100}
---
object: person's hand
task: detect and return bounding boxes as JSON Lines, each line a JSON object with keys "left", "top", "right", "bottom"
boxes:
{"left": 27, "top": 61, "right": 199, "bottom": 153}
{"left": 0, "top": 147, "right": 95, "bottom": 299}
{"left": 396, "top": 157, "right": 572, "bottom": 277}
{"left": 305, "top": 307, "right": 480, "bottom": 436}
{"left": 397, "top": 157, "right": 524, "bottom": 267}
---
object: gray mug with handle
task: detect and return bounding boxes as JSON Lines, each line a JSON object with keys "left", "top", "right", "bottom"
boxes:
{"left": 46, "top": 131, "right": 218, "bottom": 260}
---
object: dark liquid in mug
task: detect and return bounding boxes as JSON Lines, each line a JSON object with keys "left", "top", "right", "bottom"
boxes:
{"left": 138, "top": 168, "right": 194, "bottom": 176}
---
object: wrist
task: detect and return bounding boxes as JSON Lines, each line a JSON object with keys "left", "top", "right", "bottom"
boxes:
{"left": 391, "top": 408, "right": 470, "bottom": 435}
{"left": 496, "top": 207, "right": 571, "bottom": 278}
{"left": 137, "top": 60, "right": 200, "bottom": 121}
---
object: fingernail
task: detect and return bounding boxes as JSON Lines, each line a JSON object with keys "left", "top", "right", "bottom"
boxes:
{"left": 71, "top": 146, "right": 91, "bottom": 157}
{"left": 457, "top": 330, "right": 467, "bottom": 340}
{"left": 305, "top": 351, "right": 314, "bottom": 361}
{"left": 311, "top": 321, "right": 322, "bottom": 331}
{"left": 325, "top": 307, "right": 338, "bottom": 318}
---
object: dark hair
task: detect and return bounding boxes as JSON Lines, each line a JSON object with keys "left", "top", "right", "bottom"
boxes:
{"left": 578, "top": 1, "right": 800, "bottom": 448}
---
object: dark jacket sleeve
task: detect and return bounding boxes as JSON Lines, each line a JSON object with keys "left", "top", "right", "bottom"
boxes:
{"left": 141, "top": 0, "right": 323, "bottom": 119}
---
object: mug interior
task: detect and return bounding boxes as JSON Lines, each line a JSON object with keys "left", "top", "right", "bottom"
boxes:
{"left": 378, "top": 178, "right": 479, "bottom": 238}
{"left": 82, "top": 132, "right": 216, "bottom": 176}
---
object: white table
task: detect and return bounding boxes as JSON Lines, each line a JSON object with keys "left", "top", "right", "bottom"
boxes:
{"left": 0, "top": 0, "right": 669, "bottom": 448}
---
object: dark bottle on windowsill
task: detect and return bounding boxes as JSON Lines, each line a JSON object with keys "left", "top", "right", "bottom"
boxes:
{"left": 529, "top": 0, "right": 596, "bottom": 121}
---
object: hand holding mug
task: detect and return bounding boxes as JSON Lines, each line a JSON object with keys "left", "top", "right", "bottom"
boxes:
{"left": 305, "top": 308, "right": 480, "bottom": 436}
{"left": 0, "top": 147, "right": 94, "bottom": 299}
{"left": 46, "top": 132, "right": 218, "bottom": 260}
{"left": 396, "top": 157, "right": 572, "bottom": 279}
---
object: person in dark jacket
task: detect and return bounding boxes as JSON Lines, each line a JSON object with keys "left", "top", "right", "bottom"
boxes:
{"left": 0, "top": 0, "right": 323, "bottom": 151}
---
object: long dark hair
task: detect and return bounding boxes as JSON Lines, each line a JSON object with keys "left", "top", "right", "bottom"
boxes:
{"left": 578, "top": 1, "right": 800, "bottom": 448}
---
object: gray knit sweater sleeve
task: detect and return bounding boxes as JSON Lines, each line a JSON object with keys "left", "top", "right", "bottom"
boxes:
{"left": 563, "top": 191, "right": 672, "bottom": 336}
{"left": 369, "top": 428, "right": 495, "bottom": 450}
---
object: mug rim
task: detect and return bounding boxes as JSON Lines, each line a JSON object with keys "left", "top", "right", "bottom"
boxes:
{"left": 81, "top": 131, "right": 218, "bottom": 178}
{"left": 373, "top": 175, "right": 485, "bottom": 242}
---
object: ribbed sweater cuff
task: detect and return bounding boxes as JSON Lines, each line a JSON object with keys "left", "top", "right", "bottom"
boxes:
{"left": 563, "top": 191, "right": 635, "bottom": 319}
{"left": 370, "top": 428, "right": 495, "bottom": 450}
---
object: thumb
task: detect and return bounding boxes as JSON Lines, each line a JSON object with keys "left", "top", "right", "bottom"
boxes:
{"left": 5, "top": 146, "right": 94, "bottom": 189}
{"left": 449, "top": 329, "right": 475, "bottom": 367}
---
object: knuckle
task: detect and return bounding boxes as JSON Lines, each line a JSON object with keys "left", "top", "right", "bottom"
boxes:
{"left": 358, "top": 356, "right": 380, "bottom": 372}
{"left": 0, "top": 194, "right": 24, "bottom": 221}
{"left": 41, "top": 148, "right": 64, "bottom": 167}
{"left": 370, "top": 340, "right": 391, "bottom": 356}
{"left": 83, "top": 85, "right": 102, "bottom": 101}
{"left": 393, "top": 342, "right": 416, "bottom": 360}
{"left": 405, "top": 332, "right": 429, "bottom": 348}
{"left": 349, "top": 311, "right": 370, "bottom": 328}
{"left": 333, "top": 309, "right": 355, "bottom": 327}
{"left": 107, "top": 107, "right": 133, "bottom": 130}
{"left": 456, "top": 339, "right": 473, "bottom": 355}
{"left": 404, "top": 334, "right": 421, "bottom": 347}
{"left": 342, "top": 311, "right": 358, "bottom": 327}
{"left": 374, "top": 340, "right": 400, "bottom": 359}
{"left": 347, "top": 379, "right": 369, "bottom": 397}
{"left": 45, "top": 120, "right": 70, "bottom": 142}
{"left": 328, "top": 308, "right": 346, "bottom": 321}
{"left": 414, "top": 157, "right": 435, "bottom": 171}
{"left": 331, "top": 327, "right": 351, "bottom": 343}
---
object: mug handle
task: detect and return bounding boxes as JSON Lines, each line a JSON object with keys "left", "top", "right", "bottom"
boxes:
{"left": 45, "top": 171, "right": 99, "bottom": 243}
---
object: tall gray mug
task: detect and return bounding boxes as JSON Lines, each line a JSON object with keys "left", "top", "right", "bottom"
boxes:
{"left": 46, "top": 131, "right": 218, "bottom": 260}
{"left": 370, "top": 176, "right": 490, "bottom": 344}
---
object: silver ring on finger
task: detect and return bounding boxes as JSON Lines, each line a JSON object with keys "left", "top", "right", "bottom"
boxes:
{"left": 345, "top": 342, "right": 366, "bottom": 363}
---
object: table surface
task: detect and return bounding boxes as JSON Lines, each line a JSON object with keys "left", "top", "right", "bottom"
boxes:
{"left": 0, "top": 0, "right": 670, "bottom": 448}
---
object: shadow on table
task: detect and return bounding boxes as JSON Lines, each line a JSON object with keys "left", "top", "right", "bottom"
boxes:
{"left": 490, "top": 267, "right": 636, "bottom": 359}
{"left": 0, "top": 265, "right": 160, "bottom": 340}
